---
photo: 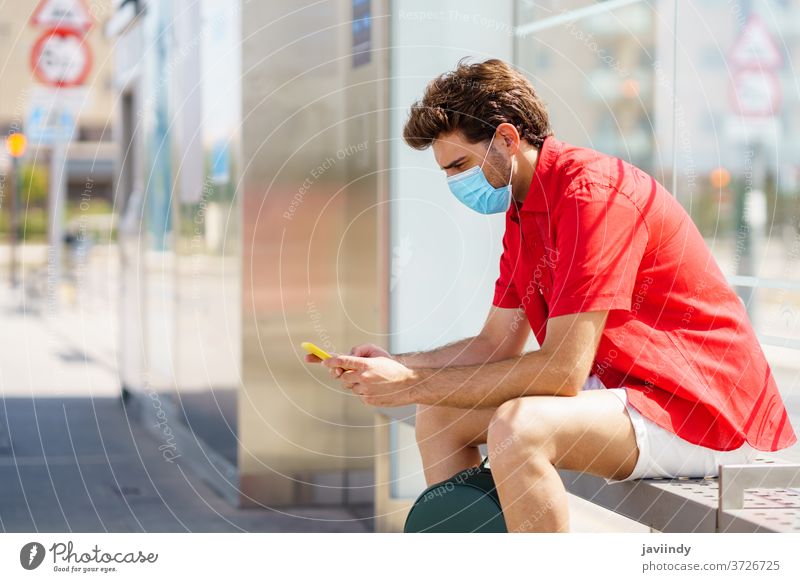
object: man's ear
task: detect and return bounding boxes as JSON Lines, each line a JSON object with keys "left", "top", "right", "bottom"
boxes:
{"left": 496, "top": 122, "right": 520, "bottom": 153}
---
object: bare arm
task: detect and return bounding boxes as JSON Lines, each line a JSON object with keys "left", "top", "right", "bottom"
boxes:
{"left": 393, "top": 305, "right": 531, "bottom": 368}
{"left": 406, "top": 310, "right": 609, "bottom": 408}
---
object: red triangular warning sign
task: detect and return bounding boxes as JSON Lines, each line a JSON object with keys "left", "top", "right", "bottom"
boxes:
{"left": 30, "top": 0, "right": 93, "bottom": 34}
{"left": 730, "top": 14, "right": 782, "bottom": 69}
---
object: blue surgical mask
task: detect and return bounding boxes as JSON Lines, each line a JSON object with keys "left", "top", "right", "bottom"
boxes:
{"left": 446, "top": 132, "right": 514, "bottom": 214}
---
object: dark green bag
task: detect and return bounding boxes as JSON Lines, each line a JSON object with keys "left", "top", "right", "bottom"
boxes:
{"left": 403, "top": 457, "right": 507, "bottom": 532}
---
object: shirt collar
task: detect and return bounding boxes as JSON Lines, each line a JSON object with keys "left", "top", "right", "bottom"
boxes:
{"left": 510, "top": 135, "right": 563, "bottom": 217}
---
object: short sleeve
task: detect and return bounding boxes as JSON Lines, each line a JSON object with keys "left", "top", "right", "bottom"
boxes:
{"left": 548, "top": 189, "right": 649, "bottom": 318}
{"left": 492, "top": 216, "right": 522, "bottom": 309}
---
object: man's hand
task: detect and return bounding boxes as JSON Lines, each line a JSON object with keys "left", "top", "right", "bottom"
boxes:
{"left": 321, "top": 354, "right": 418, "bottom": 407}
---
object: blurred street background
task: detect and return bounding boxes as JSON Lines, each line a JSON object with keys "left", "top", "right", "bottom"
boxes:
{"left": 1, "top": 0, "right": 799, "bottom": 533}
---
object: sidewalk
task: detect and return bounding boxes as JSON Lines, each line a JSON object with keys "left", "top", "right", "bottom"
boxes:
{"left": 0, "top": 246, "right": 371, "bottom": 532}
{"left": 0, "top": 396, "right": 370, "bottom": 532}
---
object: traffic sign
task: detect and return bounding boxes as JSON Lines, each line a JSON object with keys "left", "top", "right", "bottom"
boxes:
{"left": 30, "top": 0, "right": 93, "bottom": 33}
{"left": 30, "top": 28, "right": 92, "bottom": 87}
{"left": 29, "top": 85, "right": 91, "bottom": 111}
{"left": 730, "top": 14, "right": 782, "bottom": 69}
{"left": 730, "top": 68, "right": 782, "bottom": 117}
{"left": 25, "top": 105, "right": 76, "bottom": 144}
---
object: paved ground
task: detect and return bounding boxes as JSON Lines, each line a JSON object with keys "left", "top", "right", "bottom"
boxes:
{"left": 0, "top": 249, "right": 371, "bottom": 533}
{"left": 0, "top": 396, "right": 372, "bottom": 532}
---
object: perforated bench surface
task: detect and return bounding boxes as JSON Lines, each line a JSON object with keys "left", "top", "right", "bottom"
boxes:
{"left": 558, "top": 455, "right": 800, "bottom": 533}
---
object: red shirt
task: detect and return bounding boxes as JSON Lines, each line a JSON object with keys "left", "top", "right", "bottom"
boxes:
{"left": 494, "top": 136, "right": 797, "bottom": 452}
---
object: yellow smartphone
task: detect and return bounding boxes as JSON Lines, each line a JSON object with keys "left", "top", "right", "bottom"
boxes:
{"left": 301, "top": 341, "right": 333, "bottom": 361}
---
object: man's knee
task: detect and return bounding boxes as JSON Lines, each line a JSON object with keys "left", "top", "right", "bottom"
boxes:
{"left": 487, "top": 398, "right": 552, "bottom": 463}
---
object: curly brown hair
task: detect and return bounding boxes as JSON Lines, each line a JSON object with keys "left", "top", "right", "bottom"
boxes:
{"left": 402, "top": 58, "right": 552, "bottom": 150}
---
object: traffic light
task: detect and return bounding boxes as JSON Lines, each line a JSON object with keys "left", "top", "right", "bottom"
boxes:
{"left": 5, "top": 132, "right": 27, "bottom": 158}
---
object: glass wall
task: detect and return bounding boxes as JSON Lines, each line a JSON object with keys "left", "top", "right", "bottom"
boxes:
{"left": 114, "top": 0, "right": 243, "bottom": 500}
{"left": 140, "top": 0, "right": 175, "bottom": 393}
{"left": 116, "top": 0, "right": 384, "bottom": 510}
{"left": 172, "top": 0, "right": 242, "bottom": 467}
{"left": 515, "top": 0, "right": 800, "bottom": 461}
{"left": 515, "top": 0, "right": 657, "bottom": 174}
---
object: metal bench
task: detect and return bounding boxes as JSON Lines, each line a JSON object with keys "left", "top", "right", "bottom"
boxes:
{"left": 558, "top": 455, "right": 800, "bottom": 532}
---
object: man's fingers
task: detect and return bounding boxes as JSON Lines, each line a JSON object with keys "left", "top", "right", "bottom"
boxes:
{"left": 325, "top": 355, "right": 369, "bottom": 371}
{"left": 305, "top": 353, "right": 322, "bottom": 363}
{"left": 351, "top": 344, "right": 372, "bottom": 357}
{"left": 350, "top": 343, "right": 389, "bottom": 358}
{"left": 341, "top": 370, "right": 362, "bottom": 383}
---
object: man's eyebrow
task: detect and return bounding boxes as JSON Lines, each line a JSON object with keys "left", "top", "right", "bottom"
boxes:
{"left": 440, "top": 156, "right": 466, "bottom": 170}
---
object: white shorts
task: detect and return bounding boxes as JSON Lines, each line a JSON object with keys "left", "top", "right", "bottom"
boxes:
{"left": 580, "top": 374, "right": 760, "bottom": 484}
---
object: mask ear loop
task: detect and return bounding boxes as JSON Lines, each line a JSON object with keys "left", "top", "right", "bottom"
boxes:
{"left": 481, "top": 130, "right": 515, "bottom": 185}
{"left": 506, "top": 151, "right": 517, "bottom": 211}
{"left": 479, "top": 131, "right": 498, "bottom": 171}
{"left": 482, "top": 130, "right": 516, "bottom": 212}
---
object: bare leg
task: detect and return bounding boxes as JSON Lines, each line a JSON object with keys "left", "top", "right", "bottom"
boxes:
{"left": 487, "top": 389, "right": 639, "bottom": 533}
{"left": 415, "top": 404, "right": 496, "bottom": 485}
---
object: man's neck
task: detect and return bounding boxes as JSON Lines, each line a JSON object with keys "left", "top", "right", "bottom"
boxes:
{"left": 513, "top": 144, "right": 541, "bottom": 205}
